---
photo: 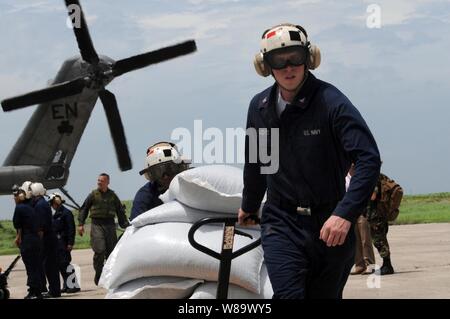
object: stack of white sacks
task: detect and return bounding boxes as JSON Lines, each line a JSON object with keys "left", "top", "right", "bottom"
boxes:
{"left": 99, "top": 165, "right": 273, "bottom": 299}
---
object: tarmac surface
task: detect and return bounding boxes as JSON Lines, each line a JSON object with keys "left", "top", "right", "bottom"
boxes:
{"left": 1, "top": 223, "right": 449, "bottom": 299}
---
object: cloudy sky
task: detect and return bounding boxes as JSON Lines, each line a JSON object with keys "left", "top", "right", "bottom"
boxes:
{"left": 0, "top": 0, "right": 449, "bottom": 219}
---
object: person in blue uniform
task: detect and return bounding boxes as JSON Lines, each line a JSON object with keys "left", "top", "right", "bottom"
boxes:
{"left": 130, "top": 183, "right": 163, "bottom": 221}
{"left": 238, "top": 23, "right": 381, "bottom": 299}
{"left": 130, "top": 142, "right": 190, "bottom": 221}
{"left": 31, "top": 182, "right": 61, "bottom": 298}
{"left": 12, "top": 185, "right": 43, "bottom": 299}
{"left": 48, "top": 192, "right": 80, "bottom": 293}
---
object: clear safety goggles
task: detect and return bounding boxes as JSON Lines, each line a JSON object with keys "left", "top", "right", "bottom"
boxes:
{"left": 264, "top": 46, "right": 308, "bottom": 70}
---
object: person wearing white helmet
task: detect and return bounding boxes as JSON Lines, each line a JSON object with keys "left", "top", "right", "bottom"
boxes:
{"left": 238, "top": 23, "right": 381, "bottom": 298}
{"left": 48, "top": 193, "right": 80, "bottom": 294}
{"left": 30, "top": 183, "right": 61, "bottom": 298}
{"left": 30, "top": 182, "right": 61, "bottom": 298}
{"left": 20, "top": 181, "right": 33, "bottom": 205}
{"left": 130, "top": 142, "right": 190, "bottom": 221}
{"left": 12, "top": 185, "right": 43, "bottom": 299}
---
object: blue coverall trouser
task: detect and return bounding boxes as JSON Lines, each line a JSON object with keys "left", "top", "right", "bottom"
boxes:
{"left": 40, "top": 234, "right": 61, "bottom": 295}
{"left": 20, "top": 234, "right": 43, "bottom": 294}
{"left": 261, "top": 202, "right": 355, "bottom": 299}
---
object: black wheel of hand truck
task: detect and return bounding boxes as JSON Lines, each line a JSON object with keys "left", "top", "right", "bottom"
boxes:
{"left": 188, "top": 216, "right": 261, "bottom": 300}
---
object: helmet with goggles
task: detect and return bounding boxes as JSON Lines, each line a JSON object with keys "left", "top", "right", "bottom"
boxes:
{"left": 139, "top": 142, "right": 190, "bottom": 183}
{"left": 253, "top": 23, "right": 321, "bottom": 77}
{"left": 48, "top": 192, "right": 65, "bottom": 206}
{"left": 12, "top": 184, "right": 27, "bottom": 201}
{"left": 261, "top": 24, "right": 309, "bottom": 69}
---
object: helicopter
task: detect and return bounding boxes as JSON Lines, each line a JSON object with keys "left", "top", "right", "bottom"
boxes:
{"left": 0, "top": 0, "right": 197, "bottom": 207}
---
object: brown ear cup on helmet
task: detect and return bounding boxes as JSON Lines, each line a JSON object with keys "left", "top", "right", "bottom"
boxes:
{"left": 18, "top": 192, "right": 26, "bottom": 201}
{"left": 307, "top": 44, "right": 321, "bottom": 70}
{"left": 253, "top": 53, "right": 271, "bottom": 77}
{"left": 54, "top": 196, "right": 62, "bottom": 205}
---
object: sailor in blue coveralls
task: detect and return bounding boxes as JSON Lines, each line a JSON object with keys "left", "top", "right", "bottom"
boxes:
{"left": 48, "top": 192, "right": 80, "bottom": 293}
{"left": 12, "top": 185, "right": 43, "bottom": 299}
{"left": 31, "top": 182, "right": 61, "bottom": 298}
{"left": 238, "top": 23, "right": 381, "bottom": 299}
{"left": 130, "top": 142, "right": 190, "bottom": 221}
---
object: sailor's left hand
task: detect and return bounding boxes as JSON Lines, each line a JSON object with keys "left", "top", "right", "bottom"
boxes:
{"left": 319, "top": 215, "right": 351, "bottom": 247}
{"left": 14, "top": 236, "right": 21, "bottom": 247}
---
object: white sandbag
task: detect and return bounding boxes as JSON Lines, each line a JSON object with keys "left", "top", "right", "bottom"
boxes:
{"left": 131, "top": 200, "right": 261, "bottom": 232}
{"left": 131, "top": 200, "right": 230, "bottom": 228}
{"left": 105, "top": 277, "right": 204, "bottom": 299}
{"left": 190, "top": 264, "right": 273, "bottom": 299}
{"left": 159, "top": 165, "right": 244, "bottom": 213}
{"left": 100, "top": 222, "right": 263, "bottom": 293}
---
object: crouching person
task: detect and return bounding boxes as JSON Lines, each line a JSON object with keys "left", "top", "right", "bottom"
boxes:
{"left": 48, "top": 193, "right": 80, "bottom": 293}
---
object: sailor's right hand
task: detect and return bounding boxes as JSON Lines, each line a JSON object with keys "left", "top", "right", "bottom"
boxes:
{"left": 370, "top": 191, "right": 377, "bottom": 201}
{"left": 78, "top": 225, "right": 85, "bottom": 237}
{"left": 238, "top": 208, "right": 258, "bottom": 227}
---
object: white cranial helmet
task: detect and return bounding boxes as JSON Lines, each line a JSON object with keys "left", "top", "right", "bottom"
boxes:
{"left": 21, "top": 181, "right": 33, "bottom": 199}
{"left": 146, "top": 142, "right": 182, "bottom": 167}
{"left": 260, "top": 24, "right": 309, "bottom": 55}
{"left": 30, "top": 182, "right": 46, "bottom": 197}
{"left": 139, "top": 142, "right": 190, "bottom": 182}
{"left": 48, "top": 192, "right": 65, "bottom": 205}
{"left": 253, "top": 23, "right": 321, "bottom": 77}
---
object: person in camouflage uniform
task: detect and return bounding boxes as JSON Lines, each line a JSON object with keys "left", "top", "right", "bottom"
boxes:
{"left": 366, "top": 174, "right": 394, "bottom": 275}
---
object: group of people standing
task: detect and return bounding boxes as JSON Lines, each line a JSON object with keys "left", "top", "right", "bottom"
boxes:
{"left": 12, "top": 182, "right": 79, "bottom": 299}
{"left": 11, "top": 142, "right": 189, "bottom": 299}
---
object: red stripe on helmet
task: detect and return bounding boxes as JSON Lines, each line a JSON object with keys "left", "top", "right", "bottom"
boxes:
{"left": 266, "top": 30, "right": 277, "bottom": 38}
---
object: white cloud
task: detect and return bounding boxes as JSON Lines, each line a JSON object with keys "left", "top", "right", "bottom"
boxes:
{"left": 5, "top": 1, "right": 63, "bottom": 14}
{"left": 187, "top": 0, "right": 241, "bottom": 4}
{"left": 135, "top": 10, "right": 230, "bottom": 41}
{"left": 85, "top": 14, "right": 98, "bottom": 24}
{"left": 361, "top": 0, "right": 442, "bottom": 26}
{"left": 0, "top": 74, "right": 48, "bottom": 99}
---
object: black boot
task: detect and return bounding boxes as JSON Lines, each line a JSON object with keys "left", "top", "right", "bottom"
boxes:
{"left": 24, "top": 289, "right": 43, "bottom": 299}
{"left": 380, "top": 257, "right": 394, "bottom": 275}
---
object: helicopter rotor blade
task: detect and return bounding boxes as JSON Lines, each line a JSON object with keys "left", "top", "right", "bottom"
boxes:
{"left": 112, "top": 40, "right": 197, "bottom": 77}
{"left": 1, "top": 78, "right": 87, "bottom": 111}
{"left": 98, "top": 89, "right": 132, "bottom": 171}
{"left": 64, "top": 0, "right": 99, "bottom": 64}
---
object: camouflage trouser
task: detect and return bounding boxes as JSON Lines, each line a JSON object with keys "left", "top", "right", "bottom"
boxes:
{"left": 90, "top": 222, "right": 117, "bottom": 283}
{"left": 367, "top": 203, "right": 391, "bottom": 259}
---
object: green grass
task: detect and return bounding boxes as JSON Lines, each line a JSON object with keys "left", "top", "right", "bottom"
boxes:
{"left": 0, "top": 220, "right": 20, "bottom": 256}
{"left": 1, "top": 195, "right": 450, "bottom": 255}
{"left": 393, "top": 192, "right": 450, "bottom": 225}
